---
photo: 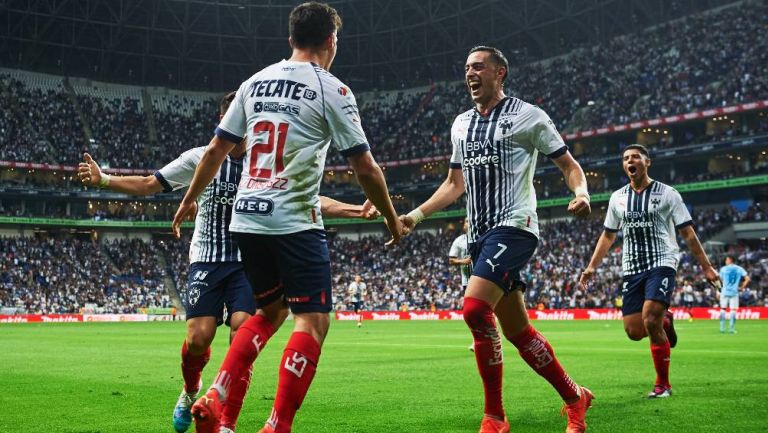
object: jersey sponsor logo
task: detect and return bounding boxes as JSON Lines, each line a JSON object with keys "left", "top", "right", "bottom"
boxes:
{"left": 284, "top": 352, "right": 309, "bottom": 378}
{"left": 192, "top": 270, "right": 209, "bottom": 281}
{"left": 247, "top": 79, "right": 312, "bottom": 101}
{"left": 464, "top": 138, "right": 493, "bottom": 152}
{"left": 218, "top": 181, "right": 238, "bottom": 193}
{"left": 624, "top": 220, "right": 654, "bottom": 229}
{"left": 254, "top": 101, "right": 301, "bottom": 116}
{"left": 213, "top": 195, "right": 236, "bottom": 205}
{"left": 464, "top": 154, "right": 501, "bottom": 167}
{"left": 234, "top": 198, "right": 274, "bottom": 215}
{"left": 625, "top": 210, "right": 647, "bottom": 219}
{"left": 338, "top": 86, "right": 348, "bottom": 96}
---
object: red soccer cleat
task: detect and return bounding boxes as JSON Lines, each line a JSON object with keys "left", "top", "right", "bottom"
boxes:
{"left": 190, "top": 389, "right": 222, "bottom": 433}
{"left": 479, "top": 415, "right": 510, "bottom": 433}
{"left": 562, "top": 387, "right": 594, "bottom": 433}
{"left": 257, "top": 425, "right": 276, "bottom": 433}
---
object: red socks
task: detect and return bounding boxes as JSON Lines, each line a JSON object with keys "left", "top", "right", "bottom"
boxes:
{"left": 509, "top": 325, "right": 580, "bottom": 402}
{"left": 267, "top": 332, "right": 321, "bottom": 433}
{"left": 651, "top": 342, "right": 671, "bottom": 388}
{"left": 212, "top": 314, "right": 276, "bottom": 402}
{"left": 463, "top": 297, "right": 505, "bottom": 419}
{"left": 181, "top": 340, "right": 210, "bottom": 393}
{"left": 220, "top": 365, "right": 253, "bottom": 430}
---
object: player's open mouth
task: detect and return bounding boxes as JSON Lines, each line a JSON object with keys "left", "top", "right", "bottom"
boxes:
{"left": 468, "top": 80, "right": 482, "bottom": 91}
{"left": 627, "top": 165, "right": 637, "bottom": 175}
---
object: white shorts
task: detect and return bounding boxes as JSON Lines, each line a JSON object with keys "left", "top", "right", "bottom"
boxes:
{"left": 720, "top": 294, "right": 739, "bottom": 310}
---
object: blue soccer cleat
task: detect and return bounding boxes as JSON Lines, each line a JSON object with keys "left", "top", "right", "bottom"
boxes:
{"left": 173, "top": 381, "right": 201, "bottom": 433}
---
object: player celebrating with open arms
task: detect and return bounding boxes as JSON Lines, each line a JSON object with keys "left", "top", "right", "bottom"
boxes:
{"left": 171, "top": 3, "right": 402, "bottom": 432}
{"left": 579, "top": 144, "right": 721, "bottom": 398}
{"left": 78, "top": 91, "right": 379, "bottom": 433}
{"left": 401, "top": 46, "right": 593, "bottom": 433}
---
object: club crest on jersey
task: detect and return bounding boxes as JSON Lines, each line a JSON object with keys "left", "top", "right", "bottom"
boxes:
{"left": 651, "top": 198, "right": 661, "bottom": 208}
{"left": 500, "top": 120, "right": 513, "bottom": 134}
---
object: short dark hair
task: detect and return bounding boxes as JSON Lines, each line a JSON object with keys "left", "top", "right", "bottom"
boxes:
{"left": 289, "top": 2, "right": 342, "bottom": 49}
{"left": 622, "top": 143, "right": 650, "bottom": 158}
{"left": 468, "top": 46, "right": 509, "bottom": 82}
{"left": 220, "top": 91, "right": 236, "bottom": 115}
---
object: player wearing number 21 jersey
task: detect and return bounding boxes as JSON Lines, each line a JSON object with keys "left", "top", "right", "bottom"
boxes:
{"left": 172, "top": 3, "right": 402, "bottom": 433}
{"left": 580, "top": 144, "right": 720, "bottom": 400}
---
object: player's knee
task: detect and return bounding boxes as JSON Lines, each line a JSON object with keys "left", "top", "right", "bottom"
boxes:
{"left": 643, "top": 316, "right": 663, "bottom": 334}
{"left": 186, "top": 329, "right": 214, "bottom": 352}
{"left": 463, "top": 297, "right": 493, "bottom": 329}
{"left": 625, "top": 326, "right": 645, "bottom": 341}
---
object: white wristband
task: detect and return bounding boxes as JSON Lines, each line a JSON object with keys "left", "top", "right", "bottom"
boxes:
{"left": 574, "top": 186, "right": 589, "bottom": 201}
{"left": 407, "top": 208, "right": 425, "bottom": 225}
{"left": 99, "top": 173, "right": 111, "bottom": 188}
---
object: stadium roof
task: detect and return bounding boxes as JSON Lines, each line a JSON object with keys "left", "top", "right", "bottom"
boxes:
{"left": 0, "top": 0, "right": 737, "bottom": 92}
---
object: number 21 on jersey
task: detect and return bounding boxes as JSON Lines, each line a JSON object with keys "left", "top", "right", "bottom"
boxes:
{"left": 250, "top": 121, "right": 289, "bottom": 179}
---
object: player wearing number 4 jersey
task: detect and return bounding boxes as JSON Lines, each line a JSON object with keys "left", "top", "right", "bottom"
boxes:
{"left": 172, "top": 3, "right": 401, "bottom": 433}
{"left": 580, "top": 144, "right": 721, "bottom": 399}
{"left": 78, "top": 92, "right": 378, "bottom": 433}
{"left": 401, "top": 46, "right": 593, "bottom": 433}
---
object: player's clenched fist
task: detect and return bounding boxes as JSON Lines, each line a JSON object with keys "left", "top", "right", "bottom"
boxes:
{"left": 77, "top": 152, "right": 106, "bottom": 187}
{"left": 568, "top": 196, "right": 591, "bottom": 218}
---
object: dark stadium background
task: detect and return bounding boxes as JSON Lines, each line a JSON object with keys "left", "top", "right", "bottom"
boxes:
{"left": 0, "top": 0, "right": 766, "bottom": 317}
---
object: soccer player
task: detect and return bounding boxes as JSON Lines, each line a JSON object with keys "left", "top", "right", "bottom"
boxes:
{"left": 401, "top": 46, "right": 593, "bottom": 433}
{"left": 347, "top": 275, "right": 366, "bottom": 327}
{"left": 718, "top": 256, "right": 750, "bottom": 333}
{"left": 448, "top": 219, "right": 474, "bottom": 351}
{"left": 579, "top": 143, "right": 721, "bottom": 399}
{"left": 171, "top": 3, "right": 402, "bottom": 432}
{"left": 77, "top": 92, "right": 379, "bottom": 433}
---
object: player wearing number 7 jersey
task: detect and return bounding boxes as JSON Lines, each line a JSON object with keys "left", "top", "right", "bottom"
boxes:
{"left": 400, "top": 46, "right": 594, "bottom": 433}
{"left": 579, "top": 144, "right": 721, "bottom": 399}
{"left": 172, "top": 3, "right": 402, "bottom": 433}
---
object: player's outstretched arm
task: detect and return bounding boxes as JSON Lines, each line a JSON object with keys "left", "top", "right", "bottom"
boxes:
{"left": 78, "top": 153, "right": 163, "bottom": 196}
{"left": 448, "top": 256, "right": 472, "bottom": 266}
{"left": 579, "top": 230, "right": 617, "bottom": 289}
{"left": 678, "top": 225, "right": 721, "bottom": 288}
{"left": 319, "top": 196, "right": 380, "bottom": 220}
{"left": 346, "top": 151, "right": 402, "bottom": 244}
{"left": 172, "top": 136, "right": 235, "bottom": 237}
{"left": 552, "top": 151, "right": 591, "bottom": 218}
{"left": 402, "top": 168, "right": 465, "bottom": 234}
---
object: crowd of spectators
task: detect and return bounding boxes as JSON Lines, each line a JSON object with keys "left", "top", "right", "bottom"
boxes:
{"left": 1, "top": 4, "right": 766, "bottom": 170}
{"left": 0, "top": 237, "right": 171, "bottom": 314}
{"left": 1, "top": 203, "right": 766, "bottom": 314}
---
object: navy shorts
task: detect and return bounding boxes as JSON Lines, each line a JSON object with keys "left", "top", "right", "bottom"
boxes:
{"left": 468, "top": 227, "right": 538, "bottom": 294}
{"left": 621, "top": 266, "right": 677, "bottom": 315}
{"left": 185, "top": 262, "right": 256, "bottom": 326}
{"left": 234, "top": 230, "right": 332, "bottom": 314}
{"left": 352, "top": 301, "right": 363, "bottom": 312}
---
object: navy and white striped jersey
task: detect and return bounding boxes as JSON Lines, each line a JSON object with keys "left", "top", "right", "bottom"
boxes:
{"left": 450, "top": 97, "right": 568, "bottom": 241}
{"left": 604, "top": 181, "right": 693, "bottom": 275}
{"left": 155, "top": 146, "right": 243, "bottom": 263}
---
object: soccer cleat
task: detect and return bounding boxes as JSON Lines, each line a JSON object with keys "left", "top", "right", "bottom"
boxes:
{"left": 219, "top": 428, "right": 235, "bottom": 433}
{"left": 257, "top": 425, "right": 276, "bottom": 433}
{"left": 479, "top": 415, "right": 510, "bottom": 433}
{"left": 664, "top": 311, "right": 677, "bottom": 348}
{"left": 729, "top": 329, "right": 738, "bottom": 334}
{"left": 191, "top": 389, "right": 223, "bottom": 433}
{"left": 561, "top": 387, "right": 593, "bottom": 433}
{"left": 469, "top": 343, "right": 475, "bottom": 352}
{"left": 647, "top": 385, "right": 672, "bottom": 398}
{"left": 173, "top": 380, "right": 201, "bottom": 433}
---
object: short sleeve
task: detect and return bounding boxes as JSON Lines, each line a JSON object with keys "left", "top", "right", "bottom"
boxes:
{"left": 450, "top": 122, "right": 462, "bottom": 169}
{"left": 449, "top": 237, "right": 461, "bottom": 257}
{"left": 215, "top": 84, "right": 248, "bottom": 144}
{"left": 669, "top": 188, "right": 693, "bottom": 229}
{"left": 154, "top": 147, "right": 204, "bottom": 192}
{"left": 324, "top": 81, "right": 370, "bottom": 158}
{"left": 529, "top": 107, "right": 568, "bottom": 158}
{"left": 738, "top": 266, "right": 748, "bottom": 278}
{"left": 603, "top": 194, "right": 621, "bottom": 232}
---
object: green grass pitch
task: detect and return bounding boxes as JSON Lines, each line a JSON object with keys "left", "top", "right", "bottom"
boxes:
{"left": 1, "top": 319, "right": 766, "bottom": 432}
